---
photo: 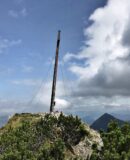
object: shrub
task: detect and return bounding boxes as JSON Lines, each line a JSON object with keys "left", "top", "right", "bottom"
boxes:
{"left": 90, "top": 121, "right": 130, "bottom": 160}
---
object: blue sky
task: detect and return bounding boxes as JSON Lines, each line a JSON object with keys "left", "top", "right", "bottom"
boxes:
{"left": 0, "top": 0, "right": 105, "bottom": 100}
{"left": 1, "top": 0, "right": 130, "bottom": 120}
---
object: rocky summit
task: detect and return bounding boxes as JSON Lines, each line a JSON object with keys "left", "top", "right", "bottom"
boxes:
{"left": 0, "top": 112, "right": 102, "bottom": 160}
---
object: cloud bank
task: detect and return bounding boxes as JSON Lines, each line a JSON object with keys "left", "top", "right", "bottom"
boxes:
{"left": 63, "top": 0, "right": 130, "bottom": 114}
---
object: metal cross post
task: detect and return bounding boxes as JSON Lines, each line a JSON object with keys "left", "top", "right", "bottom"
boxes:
{"left": 50, "top": 31, "right": 61, "bottom": 113}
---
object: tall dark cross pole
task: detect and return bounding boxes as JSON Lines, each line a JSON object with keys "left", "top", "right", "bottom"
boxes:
{"left": 50, "top": 31, "right": 61, "bottom": 113}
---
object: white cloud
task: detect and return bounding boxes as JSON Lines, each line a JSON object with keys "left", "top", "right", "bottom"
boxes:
{"left": 67, "top": 0, "right": 130, "bottom": 94}
{"left": 63, "top": 0, "right": 130, "bottom": 114}
{"left": 20, "top": 8, "right": 27, "bottom": 17}
{"left": 22, "top": 65, "right": 34, "bottom": 73}
{"left": 0, "top": 98, "right": 27, "bottom": 115}
{"left": 34, "top": 81, "right": 71, "bottom": 110}
{"left": 63, "top": 52, "right": 84, "bottom": 63}
{"left": 8, "top": 8, "right": 27, "bottom": 18}
{"left": 11, "top": 79, "right": 41, "bottom": 86}
{"left": 8, "top": 10, "right": 18, "bottom": 18}
{"left": 55, "top": 98, "right": 71, "bottom": 109}
{"left": 0, "top": 37, "right": 22, "bottom": 54}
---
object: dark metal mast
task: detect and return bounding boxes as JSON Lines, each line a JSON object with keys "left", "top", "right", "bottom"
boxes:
{"left": 50, "top": 31, "right": 61, "bottom": 112}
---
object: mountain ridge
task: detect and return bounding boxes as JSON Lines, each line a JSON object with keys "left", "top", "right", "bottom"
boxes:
{"left": 91, "top": 113, "right": 125, "bottom": 131}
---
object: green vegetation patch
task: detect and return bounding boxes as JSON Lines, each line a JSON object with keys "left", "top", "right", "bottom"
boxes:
{"left": 90, "top": 121, "right": 130, "bottom": 160}
{"left": 0, "top": 113, "right": 88, "bottom": 160}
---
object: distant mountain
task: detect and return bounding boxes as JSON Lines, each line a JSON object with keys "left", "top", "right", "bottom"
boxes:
{"left": 0, "top": 115, "right": 9, "bottom": 128}
{"left": 91, "top": 113, "right": 125, "bottom": 131}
